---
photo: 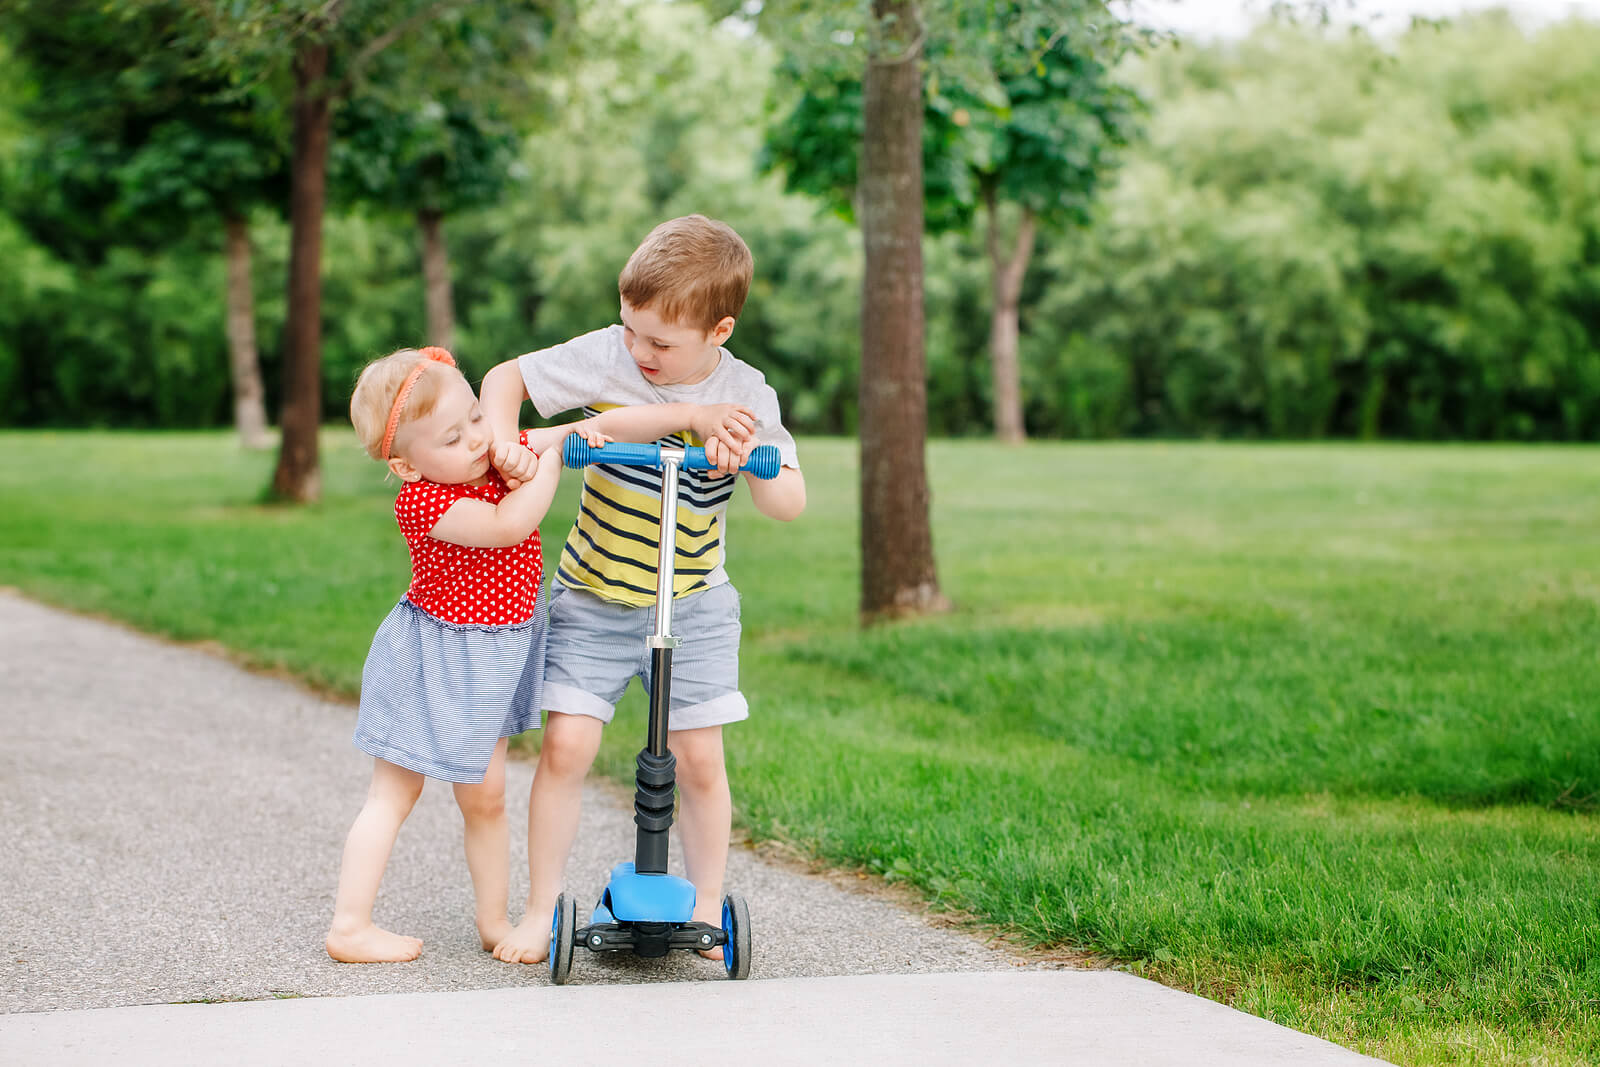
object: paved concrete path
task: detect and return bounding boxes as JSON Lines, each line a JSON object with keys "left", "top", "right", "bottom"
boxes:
{"left": 0, "top": 590, "right": 1388, "bottom": 1064}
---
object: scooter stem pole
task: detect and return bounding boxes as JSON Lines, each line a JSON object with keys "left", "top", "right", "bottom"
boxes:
{"left": 650, "top": 451, "right": 684, "bottom": 662}
{"left": 634, "top": 451, "right": 685, "bottom": 875}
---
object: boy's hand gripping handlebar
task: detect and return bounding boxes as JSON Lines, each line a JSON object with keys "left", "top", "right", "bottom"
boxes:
{"left": 563, "top": 437, "right": 781, "bottom": 480}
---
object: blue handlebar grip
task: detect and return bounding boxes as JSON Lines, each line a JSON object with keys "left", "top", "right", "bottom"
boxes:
{"left": 681, "top": 444, "right": 781, "bottom": 480}
{"left": 563, "top": 437, "right": 781, "bottom": 480}
{"left": 562, "top": 438, "right": 660, "bottom": 469}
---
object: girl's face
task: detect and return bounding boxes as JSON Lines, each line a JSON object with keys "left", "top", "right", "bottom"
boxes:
{"left": 388, "top": 373, "right": 494, "bottom": 486}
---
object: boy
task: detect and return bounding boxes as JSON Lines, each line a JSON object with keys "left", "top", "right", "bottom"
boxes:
{"left": 480, "top": 214, "right": 805, "bottom": 963}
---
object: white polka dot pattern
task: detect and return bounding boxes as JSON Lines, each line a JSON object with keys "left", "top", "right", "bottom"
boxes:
{"left": 394, "top": 469, "right": 542, "bottom": 626}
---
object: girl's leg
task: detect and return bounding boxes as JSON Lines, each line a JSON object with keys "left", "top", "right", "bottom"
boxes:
{"left": 493, "top": 711, "right": 604, "bottom": 964}
{"left": 326, "top": 758, "right": 427, "bottom": 963}
{"left": 670, "top": 725, "right": 731, "bottom": 960}
{"left": 453, "top": 738, "right": 512, "bottom": 952}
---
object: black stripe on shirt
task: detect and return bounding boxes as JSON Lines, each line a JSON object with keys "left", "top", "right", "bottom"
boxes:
{"left": 568, "top": 522, "right": 717, "bottom": 577}
{"left": 575, "top": 502, "right": 724, "bottom": 561}
{"left": 582, "top": 481, "right": 720, "bottom": 542}
{"left": 599, "top": 462, "right": 738, "bottom": 511}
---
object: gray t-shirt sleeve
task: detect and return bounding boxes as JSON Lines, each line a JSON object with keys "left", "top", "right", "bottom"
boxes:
{"left": 515, "top": 325, "right": 630, "bottom": 420}
{"left": 748, "top": 381, "right": 800, "bottom": 470}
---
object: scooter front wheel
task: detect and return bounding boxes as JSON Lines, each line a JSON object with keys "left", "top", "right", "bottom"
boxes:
{"left": 721, "top": 892, "right": 751, "bottom": 980}
{"left": 550, "top": 893, "right": 576, "bottom": 984}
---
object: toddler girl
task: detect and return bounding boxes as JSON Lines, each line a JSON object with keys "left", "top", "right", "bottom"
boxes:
{"left": 328, "top": 345, "right": 601, "bottom": 963}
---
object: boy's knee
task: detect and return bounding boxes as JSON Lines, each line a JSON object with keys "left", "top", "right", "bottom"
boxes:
{"left": 538, "top": 715, "right": 604, "bottom": 778}
{"left": 676, "top": 760, "right": 726, "bottom": 797}
{"left": 670, "top": 732, "right": 727, "bottom": 795}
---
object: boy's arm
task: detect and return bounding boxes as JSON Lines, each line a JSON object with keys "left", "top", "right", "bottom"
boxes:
{"left": 744, "top": 466, "right": 806, "bottom": 522}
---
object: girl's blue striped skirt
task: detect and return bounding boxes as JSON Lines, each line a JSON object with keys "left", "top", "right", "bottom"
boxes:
{"left": 353, "top": 597, "right": 545, "bottom": 783}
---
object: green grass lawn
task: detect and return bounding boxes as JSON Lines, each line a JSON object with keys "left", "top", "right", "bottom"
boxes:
{"left": 2, "top": 430, "right": 1596, "bottom": 1065}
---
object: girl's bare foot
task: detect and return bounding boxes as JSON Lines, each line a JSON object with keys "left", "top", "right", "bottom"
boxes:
{"left": 492, "top": 915, "right": 551, "bottom": 964}
{"left": 478, "top": 917, "right": 515, "bottom": 953}
{"left": 325, "top": 923, "right": 423, "bottom": 963}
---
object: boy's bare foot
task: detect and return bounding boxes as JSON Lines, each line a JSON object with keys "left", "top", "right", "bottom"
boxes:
{"left": 693, "top": 906, "right": 723, "bottom": 961}
{"left": 325, "top": 924, "right": 423, "bottom": 963}
{"left": 492, "top": 915, "right": 551, "bottom": 964}
{"left": 478, "top": 917, "right": 514, "bottom": 953}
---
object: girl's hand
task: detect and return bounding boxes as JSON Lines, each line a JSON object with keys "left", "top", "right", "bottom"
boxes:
{"left": 568, "top": 421, "right": 614, "bottom": 450}
{"left": 493, "top": 440, "right": 539, "bottom": 490}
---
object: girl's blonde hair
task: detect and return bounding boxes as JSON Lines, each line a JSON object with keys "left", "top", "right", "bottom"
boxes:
{"left": 349, "top": 348, "right": 464, "bottom": 460}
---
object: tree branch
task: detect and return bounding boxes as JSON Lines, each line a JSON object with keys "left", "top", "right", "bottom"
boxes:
{"left": 333, "top": 0, "right": 468, "bottom": 100}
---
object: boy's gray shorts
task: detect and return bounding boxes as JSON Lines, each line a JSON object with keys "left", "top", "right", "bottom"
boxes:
{"left": 541, "top": 582, "right": 748, "bottom": 731}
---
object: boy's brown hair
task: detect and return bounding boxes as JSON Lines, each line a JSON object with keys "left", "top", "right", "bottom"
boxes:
{"left": 618, "top": 214, "right": 753, "bottom": 333}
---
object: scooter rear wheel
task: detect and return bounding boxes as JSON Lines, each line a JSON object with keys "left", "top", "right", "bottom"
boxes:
{"left": 721, "top": 892, "right": 751, "bottom": 980}
{"left": 549, "top": 893, "right": 576, "bottom": 985}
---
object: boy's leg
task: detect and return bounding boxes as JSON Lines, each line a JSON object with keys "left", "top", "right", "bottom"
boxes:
{"left": 493, "top": 711, "right": 605, "bottom": 964}
{"left": 452, "top": 738, "right": 511, "bottom": 952}
{"left": 655, "top": 585, "right": 747, "bottom": 960}
{"left": 670, "top": 724, "right": 732, "bottom": 960}
{"left": 326, "top": 758, "right": 427, "bottom": 963}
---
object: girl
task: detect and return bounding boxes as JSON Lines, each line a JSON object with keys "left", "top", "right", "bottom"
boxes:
{"left": 329, "top": 345, "right": 602, "bottom": 964}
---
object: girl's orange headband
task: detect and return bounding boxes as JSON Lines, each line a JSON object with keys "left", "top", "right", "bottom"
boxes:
{"left": 380, "top": 346, "right": 457, "bottom": 460}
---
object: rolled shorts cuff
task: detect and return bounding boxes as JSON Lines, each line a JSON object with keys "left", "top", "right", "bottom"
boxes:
{"left": 669, "top": 692, "right": 749, "bottom": 731}
{"left": 542, "top": 681, "right": 619, "bottom": 724}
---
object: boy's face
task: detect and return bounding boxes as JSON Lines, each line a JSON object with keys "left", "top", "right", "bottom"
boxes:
{"left": 620, "top": 301, "right": 734, "bottom": 387}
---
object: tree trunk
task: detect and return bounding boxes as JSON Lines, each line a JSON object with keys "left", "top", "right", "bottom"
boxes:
{"left": 985, "top": 191, "right": 1035, "bottom": 445}
{"left": 223, "top": 214, "right": 271, "bottom": 450}
{"left": 418, "top": 208, "right": 454, "bottom": 351}
{"left": 272, "top": 43, "right": 331, "bottom": 503}
{"left": 858, "top": 0, "right": 948, "bottom": 623}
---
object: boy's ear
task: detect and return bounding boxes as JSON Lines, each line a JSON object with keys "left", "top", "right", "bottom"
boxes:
{"left": 387, "top": 455, "right": 422, "bottom": 482}
{"left": 709, "top": 315, "right": 735, "bottom": 346}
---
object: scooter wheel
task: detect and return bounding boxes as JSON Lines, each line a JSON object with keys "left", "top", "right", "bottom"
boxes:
{"left": 549, "top": 893, "right": 576, "bottom": 985}
{"left": 721, "top": 892, "right": 751, "bottom": 980}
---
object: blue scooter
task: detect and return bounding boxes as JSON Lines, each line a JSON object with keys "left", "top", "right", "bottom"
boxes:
{"left": 548, "top": 436, "right": 781, "bottom": 984}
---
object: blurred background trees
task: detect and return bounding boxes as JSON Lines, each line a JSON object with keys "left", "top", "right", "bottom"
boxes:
{"left": 0, "top": 2, "right": 1596, "bottom": 443}
{"left": 1, "top": 0, "right": 286, "bottom": 446}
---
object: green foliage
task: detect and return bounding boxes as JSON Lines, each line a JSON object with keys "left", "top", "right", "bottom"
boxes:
{"left": 4, "top": 431, "right": 1599, "bottom": 1064}
{"left": 762, "top": 2, "right": 1138, "bottom": 231}
{"left": 0, "top": 0, "right": 286, "bottom": 259}
{"left": 1029, "top": 13, "right": 1600, "bottom": 439}
{"left": 435, "top": 0, "right": 870, "bottom": 431}
{"left": 331, "top": 92, "right": 519, "bottom": 216}
{"left": 2, "top": 4, "right": 1600, "bottom": 441}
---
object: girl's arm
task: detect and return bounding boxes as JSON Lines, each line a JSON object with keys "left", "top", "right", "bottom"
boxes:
{"left": 520, "top": 403, "right": 756, "bottom": 457}
{"left": 425, "top": 444, "right": 564, "bottom": 549}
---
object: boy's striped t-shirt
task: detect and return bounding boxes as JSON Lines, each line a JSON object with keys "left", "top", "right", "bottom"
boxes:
{"left": 516, "top": 325, "right": 799, "bottom": 608}
{"left": 558, "top": 415, "right": 734, "bottom": 604}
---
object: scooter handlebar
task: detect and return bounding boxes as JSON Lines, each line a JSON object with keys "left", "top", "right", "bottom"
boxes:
{"left": 562, "top": 437, "right": 782, "bottom": 480}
